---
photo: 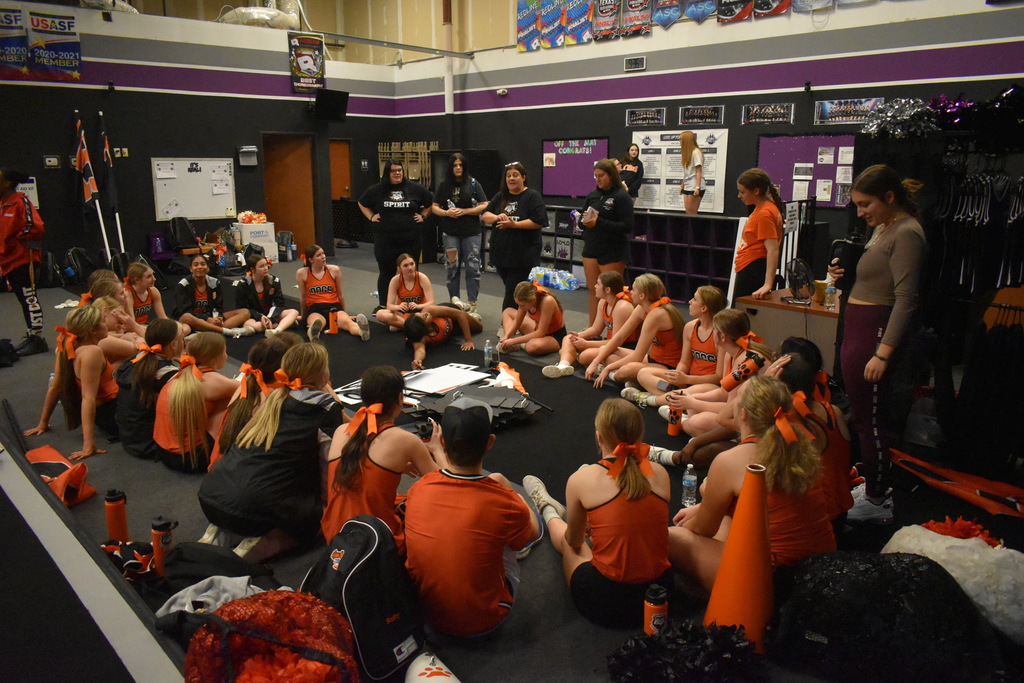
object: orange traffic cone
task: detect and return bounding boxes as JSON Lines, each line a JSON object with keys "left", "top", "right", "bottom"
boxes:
{"left": 703, "top": 463, "right": 773, "bottom": 652}
{"left": 496, "top": 361, "right": 526, "bottom": 394}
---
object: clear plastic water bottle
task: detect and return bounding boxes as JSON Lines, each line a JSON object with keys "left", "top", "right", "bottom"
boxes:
{"left": 681, "top": 464, "right": 698, "bottom": 508}
{"left": 483, "top": 339, "right": 493, "bottom": 368}
{"left": 824, "top": 283, "right": 837, "bottom": 310}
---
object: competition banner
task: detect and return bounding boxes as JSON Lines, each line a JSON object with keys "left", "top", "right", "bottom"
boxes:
{"left": 565, "top": 0, "right": 594, "bottom": 45}
{"left": 717, "top": 0, "right": 752, "bottom": 23}
{"left": 620, "top": 0, "right": 653, "bottom": 37}
{"left": 540, "top": 0, "right": 566, "bottom": 48}
{"left": 683, "top": 0, "right": 716, "bottom": 24}
{"left": 792, "top": 0, "right": 833, "bottom": 11}
{"left": 632, "top": 128, "right": 729, "bottom": 214}
{"left": 25, "top": 9, "right": 79, "bottom": 81}
{"left": 0, "top": 7, "right": 27, "bottom": 80}
{"left": 592, "top": 0, "right": 621, "bottom": 40}
{"left": 517, "top": 0, "right": 542, "bottom": 52}
{"left": 288, "top": 32, "right": 325, "bottom": 92}
{"left": 652, "top": 0, "right": 682, "bottom": 28}
{"left": 753, "top": 0, "right": 790, "bottom": 16}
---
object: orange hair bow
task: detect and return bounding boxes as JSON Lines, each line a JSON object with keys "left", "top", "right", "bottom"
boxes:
{"left": 177, "top": 354, "right": 205, "bottom": 379}
{"left": 78, "top": 292, "right": 93, "bottom": 307}
{"left": 813, "top": 370, "right": 832, "bottom": 403}
{"left": 773, "top": 405, "right": 813, "bottom": 444}
{"left": 790, "top": 391, "right": 816, "bottom": 421}
{"left": 55, "top": 325, "right": 77, "bottom": 360}
{"left": 273, "top": 368, "right": 314, "bottom": 391}
{"left": 238, "top": 363, "right": 273, "bottom": 398}
{"left": 735, "top": 331, "right": 765, "bottom": 351}
{"left": 648, "top": 296, "right": 672, "bottom": 310}
{"left": 615, "top": 288, "right": 633, "bottom": 303}
{"left": 607, "top": 442, "right": 655, "bottom": 479}
{"left": 345, "top": 403, "right": 384, "bottom": 437}
{"left": 131, "top": 342, "right": 163, "bottom": 364}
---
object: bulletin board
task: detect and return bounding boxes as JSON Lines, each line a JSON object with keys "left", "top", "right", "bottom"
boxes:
{"left": 541, "top": 137, "right": 609, "bottom": 198}
{"left": 151, "top": 158, "right": 237, "bottom": 221}
{"left": 756, "top": 135, "right": 856, "bottom": 208}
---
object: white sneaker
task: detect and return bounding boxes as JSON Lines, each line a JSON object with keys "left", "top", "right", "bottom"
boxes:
{"left": 468, "top": 311, "right": 482, "bottom": 324}
{"left": 846, "top": 493, "right": 894, "bottom": 525}
{"left": 184, "top": 332, "right": 200, "bottom": 344}
{"left": 232, "top": 536, "right": 263, "bottom": 558}
{"left": 516, "top": 509, "right": 544, "bottom": 561}
{"left": 522, "top": 475, "right": 566, "bottom": 519}
{"left": 237, "top": 326, "right": 256, "bottom": 337}
{"left": 658, "top": 404, "right": 687, "bottom": 423}
{"left": 620, "top": 387, "right": 650, "bottom": 406}
{"left": 198, "top": 524, "right": 242, "bottom": 547}
{"left": 647, "top": 446, "right": 678, "bottom": 467}
{"left": 355, "top": 313, "right": 371, "bottom": 341}
{"left": 264, "top": 327, "right": 280, "bottom": 338}
{"left": 451, "top": 296, "right": 470, "bottom": 311}
{"left": 468, "top": 302, "right": 477, "bottom": 314}
{"left": 542, "top": 363, "right": 574, "bottom": 378}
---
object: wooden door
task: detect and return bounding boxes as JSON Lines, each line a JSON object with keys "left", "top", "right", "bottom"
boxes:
{"left": 329, "top": 139, "right": 352, "bottom": 198}
{"left": 262, "top": 134, "right": 315, "bottom": 251}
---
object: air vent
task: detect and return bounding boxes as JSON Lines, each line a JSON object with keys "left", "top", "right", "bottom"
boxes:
{"left": 624, "top": 56, "right": 646, "bottom": 73}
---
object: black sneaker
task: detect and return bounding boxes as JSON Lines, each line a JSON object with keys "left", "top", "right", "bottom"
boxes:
{"left": 16, "top": 334, "right": 48, "bottom": 357}
{"left": 309, "top": 318, "right": 324, "bottom": 344}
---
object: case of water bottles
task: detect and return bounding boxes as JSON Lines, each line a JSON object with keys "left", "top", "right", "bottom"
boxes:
{"left": 528, "top": 266, "right": 580, "bottom": 291}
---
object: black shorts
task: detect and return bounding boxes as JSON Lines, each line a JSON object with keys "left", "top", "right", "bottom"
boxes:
{"left": 549, "top": 326, "right": 567, "bottom": 344}
{"left": 643, "top": 357, "right": 674, "bottom": 370}
{"left": 680, "top": 189, "right": 702, "bottom": 196}
{"left": 305, "top": 302, "right": 341, "bottom": 322}
{"left": 569, "top": 562, "right": 673, "bottom": 628}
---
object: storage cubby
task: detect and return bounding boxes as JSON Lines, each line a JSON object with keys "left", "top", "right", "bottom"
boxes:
{"left": 688, "top": 248, "right": 710, "bottom": 277}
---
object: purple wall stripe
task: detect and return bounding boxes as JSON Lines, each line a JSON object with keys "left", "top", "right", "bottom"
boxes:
{"left": 22, "top": 39, "right": 1024, "bottom": 118}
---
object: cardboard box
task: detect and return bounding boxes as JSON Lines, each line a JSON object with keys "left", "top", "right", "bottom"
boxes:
{"left": 233, "top": 222, "right": 277, "bottom": 259}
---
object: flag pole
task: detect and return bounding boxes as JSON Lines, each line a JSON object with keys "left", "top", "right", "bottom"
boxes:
{"left": 94, "top": 197, "right": 112, "bottom": 259}
{"left": 98, "top": 111, "right": 126, "bottom": 253}
{"left": 74, "top": 109, "right": 111, "bottom": 260}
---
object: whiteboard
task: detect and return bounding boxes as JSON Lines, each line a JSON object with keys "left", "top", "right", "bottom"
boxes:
{"left": 151, "top": 157, "right": 237, "bottom": 221}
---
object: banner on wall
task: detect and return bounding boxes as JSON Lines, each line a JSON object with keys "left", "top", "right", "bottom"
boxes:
{"left": 540, "top": 0, "right": 566, "bottom": 48}
{"left": 592, "top": 0, "right": 621, "bottom": 40}
{"left": 620, "top": 0, "right": 653, "bottom": 37}
{"left": 0, "top": 7, "right": 27, "bottom": 80}
{"left": 288, "top": 32, "right": 325, "bottom": 92}
{"left": 683, "top": 0, "right": 716, "bottom": 24}
{"left": 565, "top": 0, "right": 594, "bottom": 45}
{"left": 25, "top": 9, "right": 80, "bottom": 81}
{"left": 632, "top": 128, "right": 729, "bottom": 214}
{"left": 792, "top": 0, "right": 833, "bottom": 11}
{"left": 652, "top": 0, "right": 682, "bottom": 28}
{"left": 517, "top": 0, "right": 542, "bottom": 52}
{"left": 753, "top": 0, "right": 790, "bottom": 17}
{"left": 717, "top": 0, "right": 752, "bottom": 23}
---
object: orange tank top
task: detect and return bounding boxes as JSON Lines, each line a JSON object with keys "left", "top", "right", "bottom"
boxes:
{"left": 191, "top": 286, "right": 211, "bottom": 317}
{"left": 688, "top": 322, "right": 718, "bottom": 377}
{"left": 131, "top": 286, "right": 154, "bottom": 324}
{"left": 528, "top": 293, "right": 564, "bottom": 335}
{"left": 425, "top": 317, "right": 454, "bottom": 346}
{"left": 601, "top": 294, "right": 638, "bottom": 343}
{"left": 807, "top": 404, "right": 855, "bottom": 520}
{"left": 397, "top": 275, "right": 425, "bottom": 306}
{"left": 767, "top": 483, "right": 836, "bottom": 566}
{"left": 152, "top": 370, "right": 216, "bottom": 454}
{"left": 304, "top": 267, "right": 340, "bottom": 306}
{"left": 75, "top": 359, "right": 118, "bottom": 404}
{"left": 587, "top": 463, "right": 671, "bottom": 584}
{"left": 646, "top": 299, "right": 682, "bottom": 367}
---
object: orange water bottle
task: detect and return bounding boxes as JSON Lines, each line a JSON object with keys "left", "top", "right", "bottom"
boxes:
{"left": 643, "top": 584, "right": 668, "bottom": 635}
{"left": 667, "top": 407, "right": 682, "bottom": 436}
{"left": 104, "top": 489, "right": 129, "bottom": 543}
{"left": 151, "top": 516, "right": 179, "bottom": 576}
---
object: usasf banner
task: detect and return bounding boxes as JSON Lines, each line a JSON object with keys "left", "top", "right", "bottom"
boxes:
{"left": 289, "top": 32, "right": 325, "bottom": 93}
{"left": 22, "top": 8, "right": 81, "bottom": 81}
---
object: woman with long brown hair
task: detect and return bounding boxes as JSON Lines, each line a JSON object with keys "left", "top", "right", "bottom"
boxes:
{"left": 733, "top": 168, "right": 784, "bottom": 303}
{"left": 580, "top": 158, "right": 634, "bottom": 325}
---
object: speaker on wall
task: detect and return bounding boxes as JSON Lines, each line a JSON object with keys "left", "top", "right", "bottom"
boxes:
{"left": 314, "top": 89, "right": 349, "bottom": 121}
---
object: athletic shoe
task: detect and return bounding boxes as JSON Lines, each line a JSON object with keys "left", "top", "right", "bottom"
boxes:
{"left": 184, "top": 332, "right": 201, "bottom": 344}
{"left": 451, "top": 296, "right": 470, "bottom": 311}
{"left": 658, "top": 404, "right": 672, "bottom": 421}
{"left": 232, "top": 536, "right": 263, "bottom": 558}
{"left": 198, "top": 524, "right": 242, "bottom": 547}
{"left": 648, "top": 446, "right": 679, "bottom": 467}
{"left": 620, "top": 387, "right": 650, "bottom": 407}
{"left": 846, "top": 493, "right": 894, "bottom": 525}
{"left": 516, "top": 509, "right": 544, "bottom": 561}
{"left": 15, "top": 333, "right": 48, "bottom": 357}
{"left": 355, "top": 313, "right": 371, "bottom": 341}
{"left": 468, "top": 311, "right": 482, "bottom": 324}
{"left": 522, "top": 475, "right": 566, "bottom": 519}
{"left": 468, "top": 302, "right": 477, "bottom": 314}
{"left": 264, "top": 327, "right": 280, "bottom": 338}
{"left": 309, "top": 318, "right": 324, "bottom": 343}
{"left": 542, "top": 363, "right": 574, "bottom": 378}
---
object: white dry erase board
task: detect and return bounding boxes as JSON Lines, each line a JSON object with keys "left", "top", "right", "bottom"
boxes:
{"left": 151, "top": 158, "right": 237, "bottom": 221}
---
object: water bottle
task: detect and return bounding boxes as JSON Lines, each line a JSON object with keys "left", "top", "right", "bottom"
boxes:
{"left": 681, "top": 464, "right": 698, "bottom": 508}
{"left": 643, "top": 584, "right": 669, "bottom": 635}
{"left": 104, "top": 489, "right": 129, "bottom": 542}
{"left": 824, "top": 283, "right": 837, "bottom": 310}
{"left": 150, "top": 516, "right": 178, "bottom": 577}
{"left": 483, "top": 339, "right": 493, "bottom": 368}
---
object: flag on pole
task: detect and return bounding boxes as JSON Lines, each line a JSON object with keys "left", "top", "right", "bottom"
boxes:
{"left": 99, "top": 112, "right": 118, "bottom": 212}
{"left": 74, "top": 110, "right": 98, "bottom": 204}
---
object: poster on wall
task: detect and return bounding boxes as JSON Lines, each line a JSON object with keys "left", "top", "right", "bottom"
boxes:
{"left": 288, "top": 32, "right": 325, "bottom": 92}
{"left": 593, "top": 0, "right": 622, "bottom": 40}
{"left": 620, "top": 0, "right": 654, "bottom": 37}
{"left": 542, "top": 137, "right": 610, "bottom": 197}
{"left": 632, "top": 128, "right": 729, "bottom": 214}
{"left": 753, "top": 0, "right": 790, "bottom": 17}
{"left": 814, "top": 97, "right": 884, "bottom": 125}
{"left": 517, "top": 0, "right": 542, "bottom": 52}
{"left": 717, "top": 0, "right": 752, "bottom": 23}
{"left": 565, "top": 0, "right": 594, "bottom": 44}
{"left": 0, "top": 7, "right": 26, "bottom": 80}
{"left": 742, "top": 103, "right": 794, "bottom": 125}
{"left": 25, "top": 9, "right": 80, "bottom": 81}
{"left": 679, "top": 105, "right": 724, "bottom": 126}
{"left": 626, "top": 107, "right": 666, "bottom": 126}
{"left": 653, "top": 0, "right": 682, "bottom": 28}
{"left": 540, "top": 0, "right": 566, "bottom": 48}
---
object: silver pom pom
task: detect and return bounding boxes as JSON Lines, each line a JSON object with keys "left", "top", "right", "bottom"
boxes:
{"left": 861, "top": 98, "right": 940, "bottom": 138}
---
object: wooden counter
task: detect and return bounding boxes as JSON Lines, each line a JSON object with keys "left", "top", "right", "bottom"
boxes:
{"left": 736, "top": 289, "right": 839, "bottom": 370}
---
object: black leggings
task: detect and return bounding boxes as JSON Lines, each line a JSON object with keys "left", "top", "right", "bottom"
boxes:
{"left": 5, "top": 262, "right": 44, "bottom": 334}
{"left": 496, "top": 266, "right": 533, "bottom": 311}
{"left": 732, "top": 258, "right": 767, "bottom": 307}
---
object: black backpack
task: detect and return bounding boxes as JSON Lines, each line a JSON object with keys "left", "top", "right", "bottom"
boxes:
{"left": 64, "top": 247, "right": 96, "bottom": 285}
{"left": 300, "top": 515, "right": 424, "bottom": 680}
{"left": 34, "top": 251, "right": 65, "bottom": 289}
